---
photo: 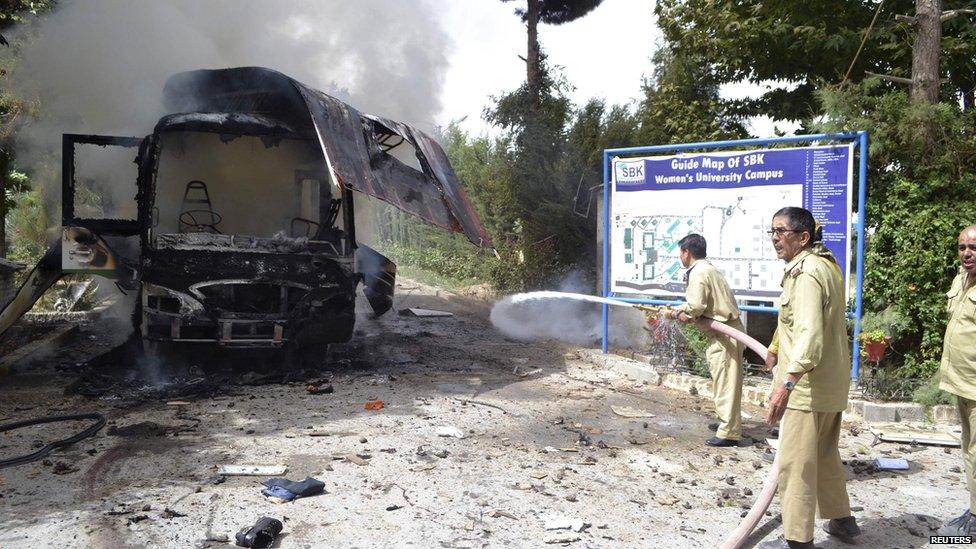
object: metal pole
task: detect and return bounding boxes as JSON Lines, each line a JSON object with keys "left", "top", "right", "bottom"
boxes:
{"left": 601, "top": 151, "right": 611, "bottom": 353}
{"left": 851, "top": 131, "right": 869, "bottom": 381}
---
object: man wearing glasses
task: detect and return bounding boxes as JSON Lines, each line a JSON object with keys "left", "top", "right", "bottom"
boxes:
{"left": 760, "top": 207, "right": 860, "bottom": 549}
{"left": 668, "top": 233, "right": 745, "bottom": 447}
{"left": 937, "top": 224, "right": 976, "bottom": 537}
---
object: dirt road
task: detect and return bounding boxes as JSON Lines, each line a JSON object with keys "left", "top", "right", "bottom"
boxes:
{"left": 0, "top": 282, "right": 965, "bottom": 548}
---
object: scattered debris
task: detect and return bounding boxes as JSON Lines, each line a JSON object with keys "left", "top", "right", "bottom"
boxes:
{"left": 306, "top": 383, "right": 334, "bottom": 395}
{"left": 399, "top": 308, "right": 454, "bottom": 318}
{"left": 344, "top": 454, "right": 370, "bottom": 466}
{"left": 655, "top": 495, "right": 680, "bottom": 506}
{"left": 874, "top": 458, "right": 910, "bottom": 471}
{"left": 161, "top": 507, "right": 186, "bottom": 519}
{"left": 127, "top": 514, "right": 150, "bottom": 525}
{"left": 235, "top": 516, "right": 283, "bottom": 549}
{"left": 610, "top": 405, "right": 655, "bottom": 419}
{"left": 433, "top": 449, "right": 450, "bottom": 459}
{"left": 386, "top": 504, "right": 403, "bottom": 511}
{"left": 454, "top": 398, "right": 510, "bottom": 415}
{"left": 261, "top": 476, "right": 325, "bottom": 503}
{"left": 435, "top": 426, "right": 465, "bottom": 439}
{"left": 365, "top": 400, "right": 385, "bottom": 411}
{"left": 51, "top": 461, "right": 79, "bottom": 475}
{"left": 871, "top": 423, "right": 961, "bottom": 447}
{"left": 218, "top": 465, "right": 287, "bottom": 476}
{"left": 543, "top": 514, "right": 587, "bottom": 532}
{"left": 491, "top": 509, "right": 518, "bottom": 520}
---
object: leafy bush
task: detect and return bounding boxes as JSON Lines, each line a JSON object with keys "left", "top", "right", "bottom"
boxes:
{"left": 817, "top": 83, "right": 976, "bottom": 379}
{"left": 678, "top": 323, "right": 711, "bottom": 377}
{"left": 912, "top": 376, "right": 954, "bottom": 407}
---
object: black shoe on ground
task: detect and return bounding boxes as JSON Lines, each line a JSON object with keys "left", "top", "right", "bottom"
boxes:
{"left": 823, "top": 516, "right": 861, "bottom": 541}
{"left": 757, "top": 536, "right": 818, "bottom": 549}
{"left": 705, "top": 436, "right": 737, "bottom": 447}
{"left": 770, "top": 427, "right": 779, "bottom": 438}
{"left": 708, "top": 421, "right": 719, "bottom": 432}
{"left": 937, "top": 508, "right": 976, "bottom": 536}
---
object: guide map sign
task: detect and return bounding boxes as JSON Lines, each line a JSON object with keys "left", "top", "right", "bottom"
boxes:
{"left": 610, "top": 145, "right": 854, "bottom": 301}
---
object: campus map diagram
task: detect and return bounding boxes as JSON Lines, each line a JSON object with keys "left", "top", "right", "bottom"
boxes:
{"left": 611, "top": 185, "right": 801, "bottom": 298}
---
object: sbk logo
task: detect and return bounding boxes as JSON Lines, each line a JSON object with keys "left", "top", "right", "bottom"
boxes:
{"left": 615, "top": 160, "right": 644, "bottom": 183}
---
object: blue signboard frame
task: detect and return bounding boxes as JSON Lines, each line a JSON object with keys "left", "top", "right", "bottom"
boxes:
{"left": 601, "top": 132, "right": 869, "bottom": 381}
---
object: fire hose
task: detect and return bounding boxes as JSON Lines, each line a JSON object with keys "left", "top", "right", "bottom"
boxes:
{"left": 694, "top": 317, "right": 777, "bottom": 549}
{"left": 635, "top": 305, "right": 777, "bottom": 548}
{"left": 0, "top": 413, "right": 106, "bottom": 469}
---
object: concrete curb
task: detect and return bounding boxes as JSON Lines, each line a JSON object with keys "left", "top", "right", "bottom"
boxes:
{"left": 575, "top": 348, "right": 959, "bottom": 426}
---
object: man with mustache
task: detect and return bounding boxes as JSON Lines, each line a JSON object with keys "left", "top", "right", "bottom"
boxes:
{"left": 937, "top": 224, "right": 976, "bottom": 537}
{"left": 760, "top": 207, "right": 859, "bottom": 549}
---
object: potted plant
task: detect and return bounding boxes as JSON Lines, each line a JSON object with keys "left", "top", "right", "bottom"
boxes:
{"left": 859, "top": 329, "right": 892, "bottom": 363}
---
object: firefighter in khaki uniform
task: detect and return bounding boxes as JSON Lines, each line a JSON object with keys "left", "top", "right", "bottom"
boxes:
{"left": 937, "top": 224, "right": 976, "bottom": 537}
{"left": 760, "top": 207, "right": 860, "bottom": 549}
{"left": 668, "top": 233, "right": 745, "bottom": 447}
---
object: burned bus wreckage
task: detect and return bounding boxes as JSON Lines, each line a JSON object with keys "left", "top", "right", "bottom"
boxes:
{"left": 0, "top": 67, "right": 490, "bottom": 352}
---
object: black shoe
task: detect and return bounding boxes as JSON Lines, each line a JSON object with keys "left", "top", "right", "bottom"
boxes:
{"left": 938, "top": 508, "right": 976, "bottom": 536}
{"left": 705, "top": 436, "right": 737, "bottom": 447}
{"left": 758, "top": 537, "right": 818, "bottom": 549}
{"left": 770, "top": 427, "right": 779, "bottom": 438}
{"left": 235, "top": 516, "right": 283, "bottom": 548}
{"left": 708, "top": 421, "right": 719, "bottom": 432}
{"left": 823, "top": 516, "right": 861, "bottom": 541}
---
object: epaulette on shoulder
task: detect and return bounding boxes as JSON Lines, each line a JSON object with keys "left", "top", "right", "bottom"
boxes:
{"left": 789, "top": 257, "right": 806, "bottom": 278}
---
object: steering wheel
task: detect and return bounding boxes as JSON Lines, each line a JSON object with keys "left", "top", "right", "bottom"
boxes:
{"left": 179, "top": 209, "right": 223, "bottom": 233}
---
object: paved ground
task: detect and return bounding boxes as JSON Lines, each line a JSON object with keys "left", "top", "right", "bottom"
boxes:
{"left": 0, "top": 281, "right": 969, "bottom": 548}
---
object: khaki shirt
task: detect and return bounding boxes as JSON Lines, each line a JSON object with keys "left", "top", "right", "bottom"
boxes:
{"left": 777, "top": 248, "right": 851, "bottom": 412}
{"left": 767, "top": 245, "right": 841, "bottom": 356}
{"left": 939, "top": 270, "right": 976, "bottom": 398}
{"left": 680, "top": 259, "right": 741, "bottom": 323}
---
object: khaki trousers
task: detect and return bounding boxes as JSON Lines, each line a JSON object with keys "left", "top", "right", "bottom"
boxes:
{"left": 706, "top": 318, "right": 745, "bottom": 440}
{"left": 778, "top": 408, "right": 851, "bottom": 542}
{"left": 957, "top": 396, "right": 976, "bottom": 510}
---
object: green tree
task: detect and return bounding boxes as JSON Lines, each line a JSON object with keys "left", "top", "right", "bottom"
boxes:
{"left": 635, "top": 46, "right": 748, "bottom": 145}
{"left": 1, "top": 0, "right": 56, "bottom": 257}
{"left": 817, "top": 80, "right": 976, "bottom": 378}
{"left": 655, "top": 0, "right": 976, "bottom": 121}
{"left": 501, "top": 0, "right": 603, "bottom": 112}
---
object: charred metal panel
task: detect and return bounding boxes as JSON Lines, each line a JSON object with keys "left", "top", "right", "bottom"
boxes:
{"left": 356, "top": 244, "right": 396, "bottom": 316}
{"left": 141, "top": 248, "right": 356, "bottom": 347}
{"left": 162, "top": 67, "right": 314, "bottom": 133}
{"left": 62, "top": 134, "right": 143, "bottom": 235}
{"left": 366, "top": 115, "right": 490, "bottom": 246}
{"left": 161, "top": 67, "right": 491, "bottom": 247}
{"left": 153, "top": 112, "right": 308, "bottom": 140}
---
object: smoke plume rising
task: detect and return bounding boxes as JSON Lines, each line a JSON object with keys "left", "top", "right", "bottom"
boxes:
{"left": 7, "top": 0, "right": 452, "bottom": 178}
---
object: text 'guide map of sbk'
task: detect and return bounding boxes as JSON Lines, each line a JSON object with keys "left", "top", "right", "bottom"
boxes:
{"left": 610, "top": 145, "right": 853, "bottom": 300}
